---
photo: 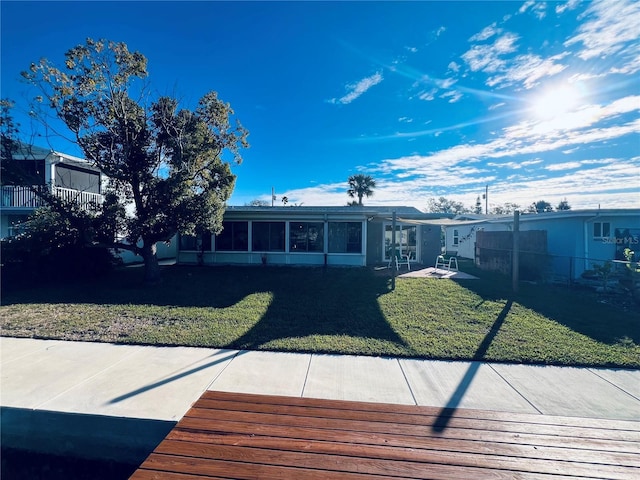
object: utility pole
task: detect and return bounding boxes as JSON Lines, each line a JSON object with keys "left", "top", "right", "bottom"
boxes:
{"left": 485, "top": 184, "right": 489, "bottom": 214}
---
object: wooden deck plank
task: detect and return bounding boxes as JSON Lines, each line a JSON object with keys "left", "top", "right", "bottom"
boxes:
{"left": 134, "top": 453, "right": 402, "bottom": 480}
{"left": 134, "top": 452, "right": 584, "bottom": 480}
{"left": 184, "top": 405, "right": 640, "bottom": 442}
{"left": 151, "top": 438, "right": 635, "bottom": 479}
{"left": 132, "top": 391, "right": 640, "bottom": 480}
{"left": 177, "top": 415, "right": 639, "bottom": 454}
{"left": 131, "top": 470, "right": 229, "bottom": 480}
{"left": 167, "top": 426, "right": 640, "bottom": 467}
{"left": 201, "top": 390, "right": 640, "bottom": 431}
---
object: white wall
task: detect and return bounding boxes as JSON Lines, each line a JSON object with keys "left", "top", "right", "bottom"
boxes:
{"left": 115, "top": 238, "right": 178, "bottom": 264}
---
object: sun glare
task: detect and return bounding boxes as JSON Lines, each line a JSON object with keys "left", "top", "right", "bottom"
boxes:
{"left": 532, "top": 85, "right": 582, "bottom": 120}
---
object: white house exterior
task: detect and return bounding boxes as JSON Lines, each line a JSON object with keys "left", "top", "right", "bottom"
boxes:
{"left": 444, "top": 209, "right": 640, "bottom": 281}
{"left": 1, "top": 143, "right": 104, "bottom": 238}
{"left": 177, "top": 206, "right": 447, "bottom": 268}
{"left": 444, "top": 214, "right": 510, "bottom": 259}
{"left": 0, "top": 142, "right": 178, "bottom": 263}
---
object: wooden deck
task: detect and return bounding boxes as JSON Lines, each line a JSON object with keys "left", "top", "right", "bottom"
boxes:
{"left": 131, "top": 390, "right": 640, "bottom": 479}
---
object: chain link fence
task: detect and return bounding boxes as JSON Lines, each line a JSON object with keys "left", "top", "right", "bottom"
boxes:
{"left": 474, "top": 245, "right": 636, "bottom": 289}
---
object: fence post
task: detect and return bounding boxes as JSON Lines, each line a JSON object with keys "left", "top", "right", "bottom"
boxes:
{"left": 569, "top": 256, "right": 573, "bottom": 286}
{"left": 512, "top": 210, "right": 520, "bottom": 293}
{"left": 391, "top": 211, "right": 397, "bottom": 289}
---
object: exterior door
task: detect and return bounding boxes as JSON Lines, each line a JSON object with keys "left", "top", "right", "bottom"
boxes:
{"left": 384, "top": 224, "right": 417, "bottom": 261}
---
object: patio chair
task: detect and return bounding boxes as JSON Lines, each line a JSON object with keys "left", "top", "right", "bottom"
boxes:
{"left": 388, "top": 252, "right": 412, "bottom": 270}
{"left": 435, "top": 255, "right": 458, "bottom": 272}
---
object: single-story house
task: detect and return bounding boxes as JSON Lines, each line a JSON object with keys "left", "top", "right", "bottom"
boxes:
{"left": 177, "top": 206, "right": 452, "bottom": 267}
{"left": 444, "top": 209, "right": 640, "bottom": 281}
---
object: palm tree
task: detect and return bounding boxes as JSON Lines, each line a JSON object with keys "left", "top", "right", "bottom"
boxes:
{"left": 347, "top": 174, "right": 376, "bottom": 206}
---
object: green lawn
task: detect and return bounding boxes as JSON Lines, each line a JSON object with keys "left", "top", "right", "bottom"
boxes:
{"left": 1, "top": 263, "right": 638, "bottom": 367}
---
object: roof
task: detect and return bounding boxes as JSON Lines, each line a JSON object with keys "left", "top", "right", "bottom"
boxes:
{"left": 435, "top": 209, "right": 640, "bottom": 228}
{"left": 1, "top": 139, "right": 100, "bottom": 173}
{"left": 226, "top": 205, "right": 426, "bottom": 215}
{"left": 489, "top": 209, "right": 640, "bottom": 223}
{"left": 1, "top": 139, "right": 52, "bottom": 160}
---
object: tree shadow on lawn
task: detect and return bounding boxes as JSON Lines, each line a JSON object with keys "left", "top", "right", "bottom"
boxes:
{"left": 3, "top": 265, "right": 283, "bottom": 309}
{"left": 432, "top": 299, "right": 513, "bottom": 433}
{"left": 2, "top": 265, "right": 409, "bottom": 351}
{"left": 455, "top": 269, "right": 640, "bottom": 346}
{"left": 225, "top": 267, "right": 409, "bottom": 351}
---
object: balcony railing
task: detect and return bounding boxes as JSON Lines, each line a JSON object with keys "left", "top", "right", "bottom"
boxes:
{"left": 1, "top": 185, "right": 104, "bottom": 210}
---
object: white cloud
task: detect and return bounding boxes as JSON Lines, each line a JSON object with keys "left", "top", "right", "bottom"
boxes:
{"left": 469, "top": 23, "right": 502, "bottom": 42}
{"left": 545, "top": 161, "right": 582, "bottom": 171}
{"left": 610, "top": 53, "right": 640, "bottom": 75}
{"left": 564, "top": 0, "right": 640, "bottom": 62}
{"left": 567, "top": 72, "right": 607, "bottom": 83}
{"left": 462, "top": 32, "right": 519, "bottom": 74}
{"left": 519, "top": 0, "right": 535, "bottom": 14}
{"left": 556, "top": 0, "right": 581, "bottom": 15}
{"left": 506, "top": 95, "right": 640, "bottom": 138}
{"left": 488, "top": 159, "right": 543, "bottom": 169}
{"left": 329, "top": 72, "right": 383, "bottom": 105}
{"left": 492, "top": 162, "right": 640, "bottom": 205}
{"left": 581, "top": 158, "right": 617, "bottom": 165}
{"left": 274, "top": 156, "right": 639, "bottom": 210}
{"left": 486, "top": 53, "right": 567, "bottom": 89}
{"left": 379, "top": 95, "right": 640, "bottom": 176}
{"left": 464, "top": 28, "right": 567, "bottom": 89}
{"left": 519, "top": 1, "right": 547, "bottom": 19}
{"left": 418, "top": 88, "right": 437, "bottom": 101}
{"left": 437, "top": 77, "right": 457, "bottom": 89}
{"left": 447, "top": 61, "right": 460, "bottom": 73}
{"left": 489, "top": 102, "right": 506, "bottom": 110}
{"left": 440, "top": 90, "right": 463, "bottom": 103}
{"left": 522, "top": 159, "right": 544, "bottom": 167}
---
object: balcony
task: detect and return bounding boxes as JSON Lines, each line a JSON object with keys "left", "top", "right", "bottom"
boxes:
{"left": 1, "top": 185, "right": 104, "bottom": 210}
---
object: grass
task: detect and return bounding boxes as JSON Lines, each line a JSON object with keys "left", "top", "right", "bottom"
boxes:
{"left": 1, "top": 262, "right": 639, "bottom": 368}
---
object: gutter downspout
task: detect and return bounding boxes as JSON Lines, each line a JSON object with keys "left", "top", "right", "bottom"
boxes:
{"left": 584, "top": 221, "right": 589, "bottom": 273}
{"left": 583, "top": 213, "right": 600, "bottom": 273}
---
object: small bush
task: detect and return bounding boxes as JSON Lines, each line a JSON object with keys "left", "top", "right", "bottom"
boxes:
{"left": 1, "top": 237, "right": 120, "bottom": 290}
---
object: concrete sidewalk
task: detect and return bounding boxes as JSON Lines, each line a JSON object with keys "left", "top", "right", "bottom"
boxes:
{"left": 2, "top": 337, "right": 639, "bottom": 462}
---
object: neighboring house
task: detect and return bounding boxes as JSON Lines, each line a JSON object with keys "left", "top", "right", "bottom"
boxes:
{"left": 0, "top": 142, "right": 103, "bottom": 238}
{"left": 0, "top": 141, "right": 178, "bottom": 263}
{"left": 177, "top": 206, "right": 450, "bottom": 267}
{"left": 444, "top": 209, "right": 640, "bottom": 281}
{"left": 444, "top": 214, "right": 510, "bottom": 259}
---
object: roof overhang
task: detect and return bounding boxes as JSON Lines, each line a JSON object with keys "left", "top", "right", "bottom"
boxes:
{"left": 391, "top": 217, "right": 490, "bottom": 226}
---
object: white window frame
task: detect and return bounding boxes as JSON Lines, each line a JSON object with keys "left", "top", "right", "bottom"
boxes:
{"left": 593, "top": 222, "right": 611, "bottom": 239}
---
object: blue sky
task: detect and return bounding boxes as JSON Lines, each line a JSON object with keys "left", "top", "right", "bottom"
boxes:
{"left": 2, "top": 0, "right": 639, "bottom": 210}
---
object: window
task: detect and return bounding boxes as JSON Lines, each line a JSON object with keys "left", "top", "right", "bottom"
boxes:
{"left": 290, "top": 222, "right": 324, "bottom": 252}
{"left": 252, "top": 221, "right": 285, "bottom": 251}
{"left": 594, "top": 222, "right": 611, "bottom": 238}
{"left": 55, "top": 164, "right": 101, "bottom": 193}
{"left": 179, "top": 232, "right": 212, "bottom": 251}
{"left": 216, "top": 221, "right": 248, "bottom": 251}
{"left": 384, "top": 224, "right": 417, "bottom": 260}
{"left": 453, "top": 229, "right": 459, "bottom": 246}
{"left": 328, "top": 222, "right": 362, "bottom": 253}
